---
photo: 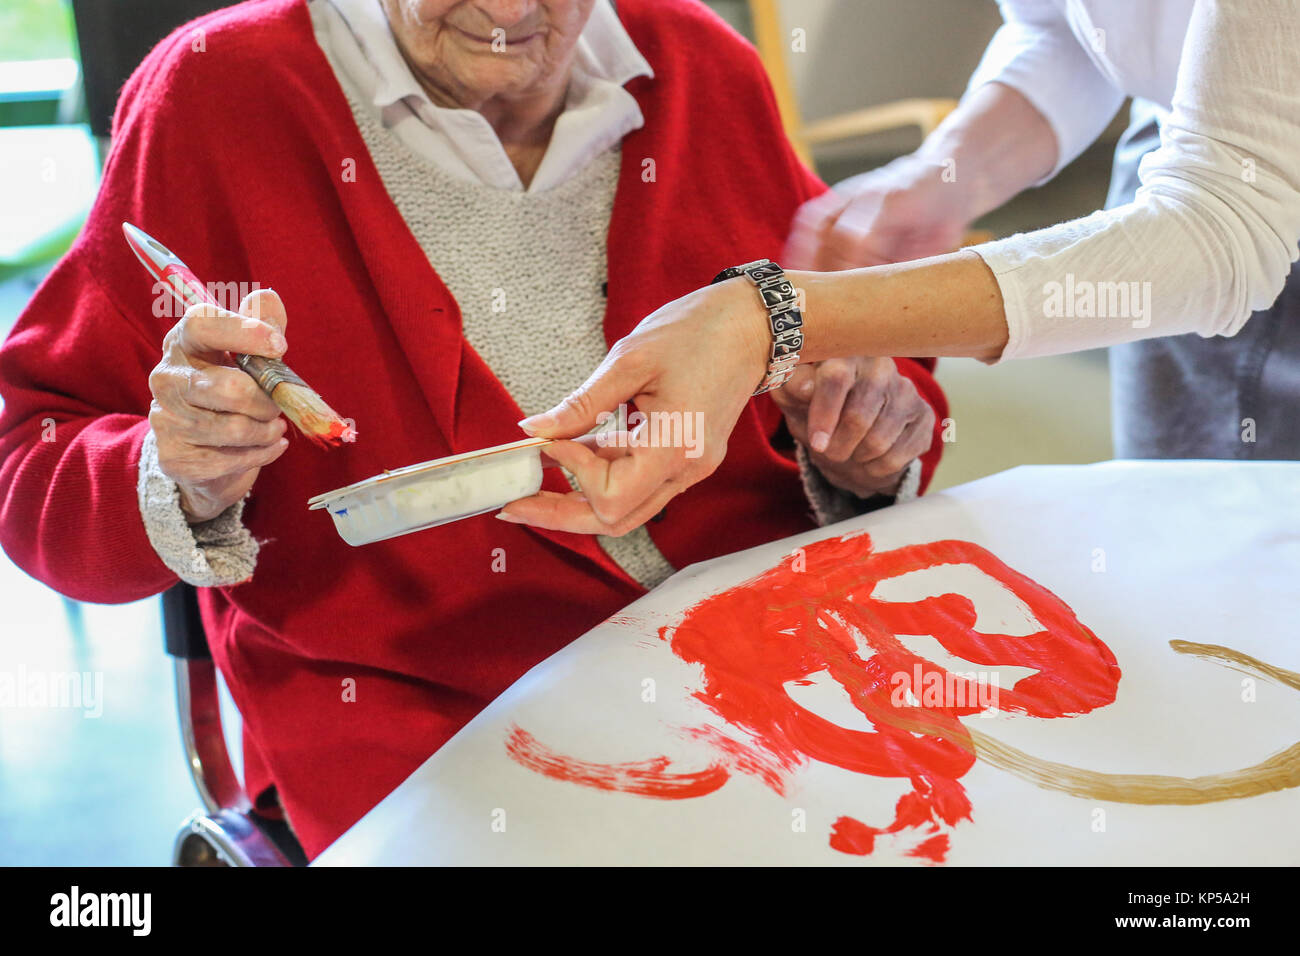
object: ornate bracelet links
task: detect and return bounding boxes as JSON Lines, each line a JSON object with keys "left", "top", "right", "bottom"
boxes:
{"left": 712, "top": 258, "right": 804, "bottom": 395}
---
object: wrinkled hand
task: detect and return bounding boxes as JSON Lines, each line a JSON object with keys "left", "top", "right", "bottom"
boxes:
{"left": 148, "top": 289, "right": 290, "bottom": 523}
{"left": 770, "top": 357, "right": 935, "bottom": 499}
{"left": 784, "top": 155, "right": 973, "bottom": 272}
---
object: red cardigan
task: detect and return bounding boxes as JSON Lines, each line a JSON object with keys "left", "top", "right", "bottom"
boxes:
{"left": 0, "top": 0, "right": 947, "bottom": 857}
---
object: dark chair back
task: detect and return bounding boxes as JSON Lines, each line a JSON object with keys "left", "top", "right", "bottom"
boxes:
{"left": 72, "top": 0, "right": 235, "bottom": 138}
{"left": 161, "top": 580, "right": 211, "bottom": 659}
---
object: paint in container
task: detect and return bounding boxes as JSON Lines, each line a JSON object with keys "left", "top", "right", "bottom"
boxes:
{"left": 308, "top": 437, "right": 549, "bottom": 546}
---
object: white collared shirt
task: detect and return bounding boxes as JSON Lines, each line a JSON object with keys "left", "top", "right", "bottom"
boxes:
{"left": 310, "top": 0, "right": 653, "bottom": 193}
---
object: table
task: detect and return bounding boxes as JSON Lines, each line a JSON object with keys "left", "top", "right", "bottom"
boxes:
{"left": 316, "top": 461, "right": 1300, "bottom": 866}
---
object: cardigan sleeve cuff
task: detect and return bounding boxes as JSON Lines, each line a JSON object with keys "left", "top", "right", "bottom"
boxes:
{"left": 796, "top": 444, "right": 922, "bottom": 527}
{"left": 136, "top": 428, "right": 259, "bottom": 587}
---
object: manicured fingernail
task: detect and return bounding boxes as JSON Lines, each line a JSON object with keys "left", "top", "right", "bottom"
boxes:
{"left": 269, "top": 332, "right": 287, "bottom": 354}
{"left": 811, "top": 430, "right": 830, "bottom": 452}
{"left": 518, "top": 413, "right": 552, "bottom": 436}
{"left": 495, "top": 511, "right": 525, "bottom": 523}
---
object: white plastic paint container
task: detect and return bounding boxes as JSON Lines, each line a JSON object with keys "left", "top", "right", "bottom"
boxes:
{"left": 308, "top": 437, "right": 550, "bottom": 546}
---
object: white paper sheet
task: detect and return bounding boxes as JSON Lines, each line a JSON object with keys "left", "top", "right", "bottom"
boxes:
{"left": 317, "top": 462, "right": 1300, "bottom": 865}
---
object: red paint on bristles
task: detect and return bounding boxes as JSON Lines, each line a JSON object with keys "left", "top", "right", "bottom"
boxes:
{"left": 275, "top": 384, "right": 354, "bottom": 448}
{"left": 122, "top": 222, "right": 356, "bottom": 450}
{"left": 298, "top": 417, "right": 355, "bottom": 449}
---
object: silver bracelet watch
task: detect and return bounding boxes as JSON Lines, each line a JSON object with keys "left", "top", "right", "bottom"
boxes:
{"left": 712, "top": 259, "right": 804, "bottom": 395}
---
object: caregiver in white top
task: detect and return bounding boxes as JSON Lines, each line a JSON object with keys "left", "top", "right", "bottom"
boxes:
{"left": 961, "top": 0, "right": 1300, "bottom": 359}
{"left": 498, "top": 0, "right": 1300, "bottom": 539}
{"left": 786, "top": 0, "right": 1300, "bottom": 361}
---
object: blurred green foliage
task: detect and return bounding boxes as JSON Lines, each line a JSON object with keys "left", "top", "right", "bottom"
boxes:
{"left": 0, "top": 0, "right": 77, "bottom": 62}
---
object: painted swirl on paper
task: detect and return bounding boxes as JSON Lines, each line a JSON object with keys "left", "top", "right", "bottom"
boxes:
{"left": 506, "top": 534, "right": 1300, "bottom": 862}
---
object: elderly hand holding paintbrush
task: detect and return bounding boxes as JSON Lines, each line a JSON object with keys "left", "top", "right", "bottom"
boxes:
{"left": 123, "top": 223, "right": 351, "bottom": 523}
{"left": 147, "top": 289, "right": 300, "bottom": 523}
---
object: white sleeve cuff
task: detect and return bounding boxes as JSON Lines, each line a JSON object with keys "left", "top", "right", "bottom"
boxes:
{"left": 796, "top": 445, "right": 923, "bottom": 527}
{"left": 137, "top": 428, "right": 259, "bottom": 587}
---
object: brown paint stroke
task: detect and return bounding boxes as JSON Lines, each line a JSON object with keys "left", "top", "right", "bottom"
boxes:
{"left": 878, "top": 641, "right": 1300, "bottom": 805}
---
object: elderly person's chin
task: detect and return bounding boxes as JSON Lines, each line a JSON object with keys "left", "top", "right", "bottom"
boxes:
{"left": 383, "top": 0, "right": 596, "bottom": 106}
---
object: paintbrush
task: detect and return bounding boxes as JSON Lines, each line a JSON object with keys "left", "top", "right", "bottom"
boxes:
{"left": 122, "top": 222, "right": 354, "bottom": 447}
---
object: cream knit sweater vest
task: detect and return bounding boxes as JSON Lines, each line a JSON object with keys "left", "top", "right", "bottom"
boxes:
{"left": 345, "top": 93, "right": 676, "bottom": 590}
{"left": 136, "top": 79, "right": 868, "bottom": 590}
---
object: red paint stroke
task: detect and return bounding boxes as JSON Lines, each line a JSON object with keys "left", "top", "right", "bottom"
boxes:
{"left": 506, "top": 726, "right": 728, "bottom": 799}
{"left": 907, "top": 834, "right": 950, "bottom": 864}
{"left": 509, "top": 534, "right": 1121, "bottom": 862}
{"left": 828, "top": 815, "right": 877, "bottom": 855}
{"left": 302, "top": 419, "right": 353, "bottom": 448}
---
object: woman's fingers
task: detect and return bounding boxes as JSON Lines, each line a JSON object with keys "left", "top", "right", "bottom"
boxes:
{"left": 175, "top": 302, "right": 287, "bottom": 362}
{"left": 822, "top": 360, "right": 903, "bottom": 461}
{"left": 854, "top": 389, "right": 909, "bottom": 464}
{"left": 787, "top": 177, "right": 900, "bottom": 272}
{"left": 767, "top": 363, "right": 817, "bottom": 414}
{"left": 860, "top": 396, "right": 935, "bottom": 475}
{"left": 501, "top": 479, "right": 681, "bottom": 538}
{"left": 239, "top": 288, "right": 288, "bottom": 335}
{"left": 536, "top": 436, "right": 689, "bottom": 529}
{"left": 514, "top": 409, "right": 719, "bottom": 534}
{"left": 147, "top": 291, "right": 295, "bottom": 520}
{"left": 187, "top": 365, "right": 282, "bottom": 419}
{"left": 150, "top": 400, "right": 287, "bottom": 448}
{"left": 519, "top": 348, "right": 645, "bottom": 440}
{"left": 506, "top": 280, "right": 767, "bottom": 536}
{"left": 824, "top": 195, "right": 891, "bottom": 270}
{"left": 804, "top": 360, "right": 859, "bottom": 454}
{"left": 539, "top": 432, "right": 635, "bottom": 469}
{"left": 150, "top": 361, "right": 281, "bottom": 420}
{"left": 852, "top": 376, "right": 933, "bottom": 472}
{"left": 774, "top": 357, "right": 936, "bottom": 498}
{"left": 861, "top": 414, "right": 929, "bottom": 479}
{"left": 784, "top": 190, "right": 850, "bottom": 270}
{"left": 497, "top": 490, "right": 590, "bottom": 530}
{"left": 154, "top": 430, "right": 289, "bottom": 484}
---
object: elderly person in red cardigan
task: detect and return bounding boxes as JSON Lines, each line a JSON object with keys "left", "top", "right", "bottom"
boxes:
{"left": 0, "top": 0, "right": 946, "bottom": 858}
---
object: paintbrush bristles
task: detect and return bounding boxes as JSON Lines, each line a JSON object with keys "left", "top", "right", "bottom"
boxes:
{"left": 271, "top": 382, "right": 355, "bottom": 447}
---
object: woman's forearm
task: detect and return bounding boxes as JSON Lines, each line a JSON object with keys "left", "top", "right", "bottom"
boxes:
{"left": 768, "top": 82, "right": 1050, "bottom": 368}
{"left": 915, "top": 82, "right": 1059, "bottom": 222}
{"left": 785, "top": 250, "right": 1010, "bottom": 365}
{"left": 511, "top": 251, "right": 1011, "bottom": 535}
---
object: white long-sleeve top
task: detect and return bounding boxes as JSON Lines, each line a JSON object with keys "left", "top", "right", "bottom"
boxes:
{"left": 967, "top": 0, "right": 1300, "bottom": 361}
